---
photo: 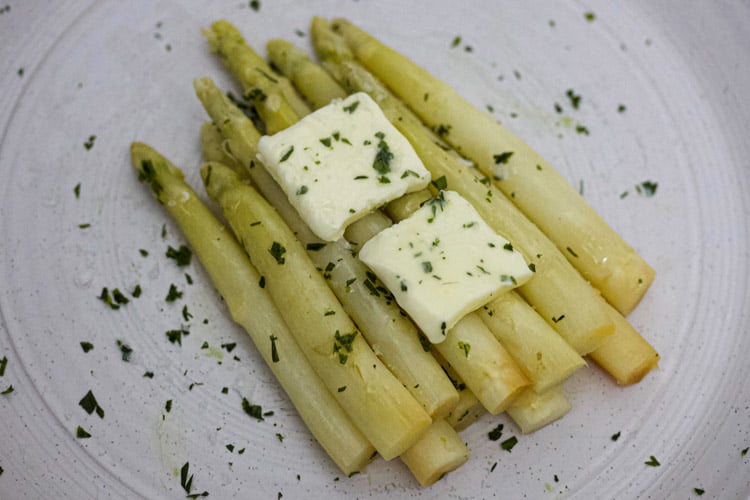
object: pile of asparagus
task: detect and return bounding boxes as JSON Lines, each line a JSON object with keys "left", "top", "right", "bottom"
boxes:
{"left": 130, "top": 18, "right": 659, "bottom": 486}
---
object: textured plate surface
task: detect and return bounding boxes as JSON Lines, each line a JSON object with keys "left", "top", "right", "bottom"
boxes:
{"left": 0, "top": 1, "right": 748, "bottom": 498}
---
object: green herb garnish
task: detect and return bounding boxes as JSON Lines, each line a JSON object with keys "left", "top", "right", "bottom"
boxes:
{"left": 333, "top": 330, "right": 359, "bottom": 365}
{"left": 488, "top": 423, "right": 504, "bottom": 441}
{"left": 79, "top": 390, "right": 104, "bottom": 418}
{"left": 270, "top": 335, "right": 279, "bottom": 363}
{"left": 165, "top": 284, "right": 183, "bottom": 302}
{"left": 269, "top": 242, "right": 286, "bottom": 265}
{"left": 242, "top": 398, "right": 265, "bottom": 421}
{"left": 166, "top": 245, "right": 192, "bottom": 267}
{"left": 501, "top": 436, "right": 518, "bottom": 452}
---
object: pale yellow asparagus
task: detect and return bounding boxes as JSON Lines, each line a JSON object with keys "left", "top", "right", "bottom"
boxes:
{"left": 267, "top": 38, "right": 348, "bottom": 110}
{"left": 506, "top": 385, "right": 572, "bottom": 434}
{"left": 204, "top": 20, "right": 309, "bottom": 133}
{"left": 400, "top": 419, "right": 469, "bottom": 486}
{"left": 130, "top": 142, "right": 374, "bottom": 474}
{"left": 588, "top": 303, "right": 660, "bottom": 385}
{"left": 310, "top": 53, "right": 614, "bottom": 357}
{"left": 333, "top": 18, "right": 655, "bottom": 316}
{"left": 196, "top": 77, "right": 459, "bottom": 420}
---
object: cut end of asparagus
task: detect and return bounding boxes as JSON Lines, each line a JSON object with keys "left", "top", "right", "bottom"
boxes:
{"left": 400, "top": 420, "right": 469, "bottom": 486}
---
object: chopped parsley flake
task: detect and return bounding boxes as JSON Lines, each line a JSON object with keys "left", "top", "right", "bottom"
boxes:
{"left": 165, "top": 284, "right": 183, "bottom": 302}
{"left": 116, "top": 340, "right": 133, "bottom": 362}
{"left": 694, "top": 488, "right": 705, "bottom": 496}
{"left": 552, "top": 314, "right": 566, "bottom": 323}
{"left": 79, "top": 390, "right": 104, "bottom": 418}
{"left": 83, "top": 135, "right": 96, "bottom": 150}
{"left": 611, "top": 431, "right": 621, "bottom": 441}
{"left": 501, "top": 436, "right": 518, "bottom": 452}
{"left": 98, "top": 287, "right": 128, "bottom": 310}
{"left": 249, "top": 0, "right": 260, "bottom": 12}
{"left": 132, "top": 284, "right": 142, "bottom": 298}
{"left": 566, "top": 246, "right": 579, "bottom": 257}
{"left": 458, "top": 341, "right": 471, "bottom": 357}
{"left": 1, "top": 385, "right": 13, "bottom": 395}
{"left": 270, "top": 335, "right": 279, "bottom": 363}
{"left": 76, "top": 426, "right": 91, "bottom": 439}
{"left": 269, "top": 242, "right": 286, "bottom": 265}
{"left": 342, "top": 100, "right": 360, "bottom": 113}
{"left": 242, "top": 398, "right": 265, "bottom": 421}
{"left": 431, "top": 175, "right": 448, "bottom": 190}
{"left": 372, "top": 133, "right": 394, "bottom": 176}
{"left": 333, "top": 330, "right": 358, "bottom": 364}
{"left": 488, "top": 423, "right": 504, "bottom": 441}
{"left": 451, "top": 35, "right": 461, "bottom": 48}
{"left": 584, "top": 11, "right": 596, "bottom": 21}
{"left": 422, "top": 261, "right": 433, "bottom": 273}
{"left": 279, "top": 146, "right": 294, "bottom": 163}
{"left": 138, "top": 160, "right": 163, "bottom": 197}
{"left": 165, "top": 399, "right": 172, "bottom": 413}
{"left": 166, "top": 245, "right": 192, "bottom": 266}
{"left": 165, "top": 328, "right": 189, "bottom": 346}
{"left": 221, "top": 343, "right": 237, "bottom": 353}
{"left": 566, "top": 89, "right": 582, "bottom": 109}
{"left": 180, "top": 462, "right": 209, "bottom": 498}
{"left": 636, "top": 180, "right": 658, "bottom": 197}
{"left": 306, "top": 242, "right": 326, "bottom": 251}
{"left": 0, "top": 356, "right": 7, "bottom": 376}
{"left": 493, "top": 152, "right": 514, "bottom": 164}
{"left": 182, "top": 305, "right": 192, "bottom": 322}
{"left": 73, "top": 183, "right": 81, "bottom": 198}
{"left": 644, "top": 455, "right": 660, "bottom": 467}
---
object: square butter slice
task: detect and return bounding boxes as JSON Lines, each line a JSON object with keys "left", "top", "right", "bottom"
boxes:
{"left": 257, "top": 92, "right": 430, "bottom": 241}
{"left": 359, "top": 190, "right": 533, "bottom": 343}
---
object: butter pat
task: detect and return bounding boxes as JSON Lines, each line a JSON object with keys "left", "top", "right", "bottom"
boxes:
{"left": 359, "top": 190, "right": 532, "bottom": 343}
{"left": 257, "top": 92, "right": 430, "bottom": 241}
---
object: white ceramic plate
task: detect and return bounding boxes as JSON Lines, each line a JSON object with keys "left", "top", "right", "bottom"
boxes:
{"left": 1, "top": 1, "right": 748, "bottom": 498}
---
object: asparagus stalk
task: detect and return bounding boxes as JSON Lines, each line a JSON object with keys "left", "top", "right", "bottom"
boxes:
{"left": 129, "top": 142, "right": 374, "bottom": 475}
{"left": 196, "top": 76, "right": 459, "bottom": 421}
{"left": 399, "top": 419, "right": 469, "bottom": 486}
{"left": 332, "top": 18, "right": 655, "bottom": 316}
{"left": 588, "top": 303, "right": 660, "bottom": 385}
{"left": 201, "top": 161, "right": 432, "bottom": 460}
